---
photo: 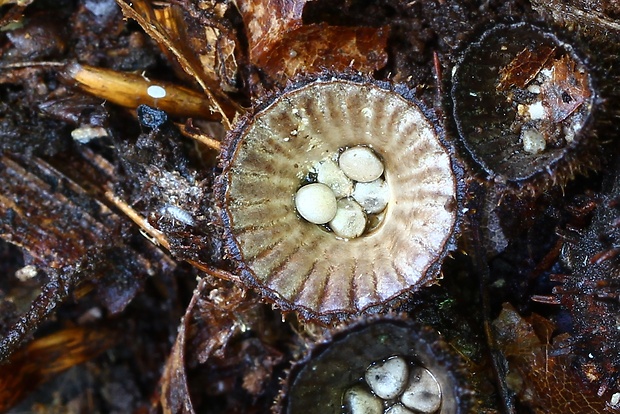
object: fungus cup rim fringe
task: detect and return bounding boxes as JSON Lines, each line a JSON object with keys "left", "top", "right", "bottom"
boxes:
{"left": 215, "top": 73, "right": 466, "bottom": 324}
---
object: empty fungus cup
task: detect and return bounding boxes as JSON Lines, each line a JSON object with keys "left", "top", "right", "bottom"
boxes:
{"left": 451, "top": 22, "right": 596, "bottom": 194}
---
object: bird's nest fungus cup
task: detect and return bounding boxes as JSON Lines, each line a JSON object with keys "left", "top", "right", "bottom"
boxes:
{"left": 275, "top": 316, "right": 474, "bottom": 414}
{"left": 451, "top": 23, "right": 597, "bottom": 194}
{"left": 216, "top": 77, "right": 462, "bottom": 322}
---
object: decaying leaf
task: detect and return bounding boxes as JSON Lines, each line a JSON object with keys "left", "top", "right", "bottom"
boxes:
{"left": 192, "top": 1, "right": 239, "bottom": 92}
{"left": 0, "top": 0, "right": 32, "bottom": 5}
{"left": 235, "top": 0, "right": 388, "bottom": 84}
{"left": 493, "top": 304, "right": 619, "bottom": 413}
{"left": 235, "top": 0, "right": 308, "bottom": 64}
{"left": 0, "top": 0, "right": 31, "bottom": 27}
{"left": 498, "top": 46, "right": 555, "bottom": 90}
{"left": 257, "top": 23, "right": 389, "bottom": 84}
{"left": 497, "top": 46, "right": 590, "bottom": 123}
{"left": 541, "top": 54, "right": 591, "bottom": 123}
{"left": 0, "top": 155, "right": 109, "bottom": 269}
{"left": 0, "top": 327, "right": 117, "bottom": 412}
{"left": 160, "top": 279, "right": 205, "bottom": 414}
{"left": 159, "top": 278, "right": 247, "bottom": 414}
{"left": 0, "top": 151, "right": 171, "bottom": 365}
{"left": 0, "top": 153, "right": 157, "bottom": 312}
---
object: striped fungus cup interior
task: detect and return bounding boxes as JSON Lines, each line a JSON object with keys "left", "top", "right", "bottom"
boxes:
{"left": 216, "top": 78, "right": 462, "bottom": 321}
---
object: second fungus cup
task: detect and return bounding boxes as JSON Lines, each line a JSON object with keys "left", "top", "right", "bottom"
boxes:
{"left": 216, "top": 76, "right": 463, "bottom": 321}
{"left": 275, "top": 316, "right": 475, "bottom": 414}
{"left": 451, "top": 23, "right": 597, "bottom": 194}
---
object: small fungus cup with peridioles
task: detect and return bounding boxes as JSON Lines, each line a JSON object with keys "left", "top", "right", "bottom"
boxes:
{"left": 274, "top": 316, "right": 475, "bottom": 414}
{"left": 216, "top": 75, "right": 464, "bottom": 322}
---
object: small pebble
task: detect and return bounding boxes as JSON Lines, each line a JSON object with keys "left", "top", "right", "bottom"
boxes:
{"left": 527, "top": 101, "right": 545, "bottom": 120}
{"left": 339, "top": 146, "right": 384, "bottom": 182}
{"left": 344, "top": 386, "right": 384, "bottom": 414}
{"left": 400, "top": 366, "right": 442, "bottom": 413}
{"left": 353, "top": 178, "right": 390, "bottom": 214}
{"left": 329, "top": 198, "right": 367, "bottom": 239}
{"left": 521, "top": 127, "right": 546, "bottom": 155}
{"left": 315, "top": 158, "right": 354, "bottom": 198}
{"left": 386, "top": 403, "right": 415, "bottom": 414}
{"left": 71, "top": 126, "right": 108, "bottom": 143}
{"left": 564, "top": 122, "right": 581, "bottom": 143}
{"left": 365, "top": 356, "right": 409, "bottom": 400}
{"left": 295, "top": 183, "right": 337, "bottom": 224}
{"left": 15, "top": 265, "right": 38, "bottom": 282}
{"left": 527, "top": 84, "right": 541, "bottom": 94}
